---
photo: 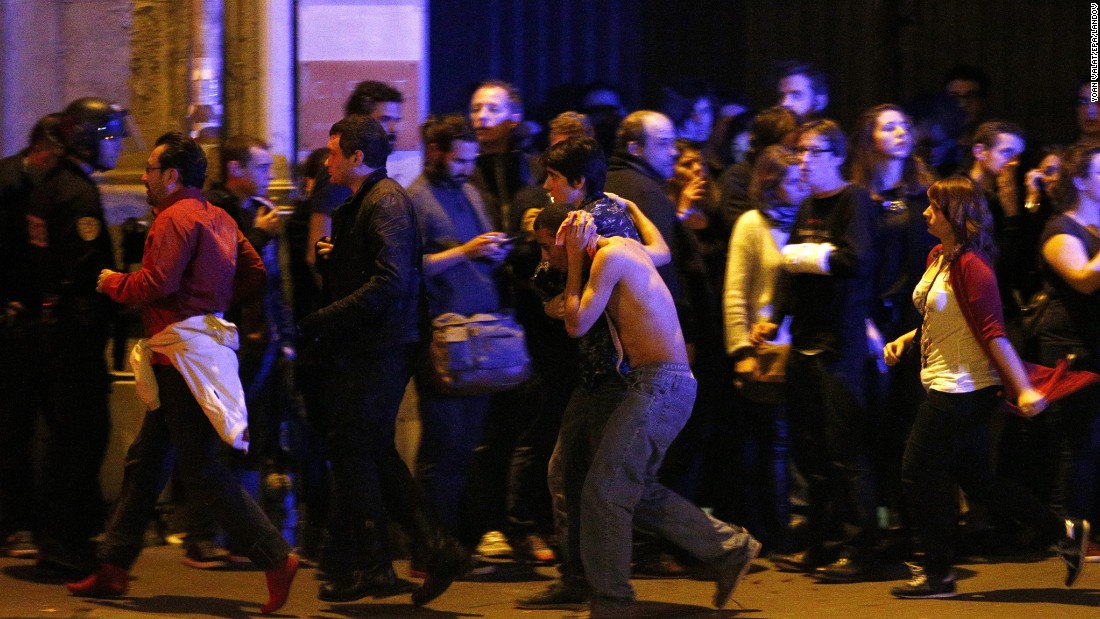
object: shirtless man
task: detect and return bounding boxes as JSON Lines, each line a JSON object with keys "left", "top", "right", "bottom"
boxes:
{"left": 533, "top": 205, "right": 761, "bottom": 617}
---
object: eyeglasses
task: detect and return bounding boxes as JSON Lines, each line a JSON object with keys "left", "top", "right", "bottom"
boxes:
{"left": 795, "top": 146, "right": 833, "bottom": 157}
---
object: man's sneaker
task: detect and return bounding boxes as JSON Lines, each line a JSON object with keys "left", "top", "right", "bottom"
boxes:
{"left": 181, "top": 540, "right": 231, "bottom": 569}
{"left": 515, "top": 581, "right": 591, "bottom": 611}
{"left": 816, "top": 551, "right": 878, "bottom": 583}
{"left": 1086, "top": 540, "right": 1100, "bottom": 563}
{"left": 632, "top": 552, "right": 690, "bottom": 579}
{"left": 890, "top": 563, "right": 957, "bottom": 599}
{"left": 4, "top": 531, "right": 38, "bottom": 558}
{"left": 475, "top": 531, "right": 512, "bottom": 558}
{"left": 771, "top": 545, "right": 838, "bottom": 574}
{"left": 1057, "top": 518, "right": 1090, "bottom": 587}
{"left": 713, "top": 536, "right": 762, "bottom": 609}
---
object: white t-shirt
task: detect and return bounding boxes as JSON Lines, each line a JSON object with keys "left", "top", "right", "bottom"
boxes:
{"left": 913, "top": 255, "right": 1000, "bottom": 393}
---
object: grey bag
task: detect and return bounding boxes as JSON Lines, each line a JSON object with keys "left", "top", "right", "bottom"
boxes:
{"left": 429, "top": 312, "right": 532, "bottom": 394}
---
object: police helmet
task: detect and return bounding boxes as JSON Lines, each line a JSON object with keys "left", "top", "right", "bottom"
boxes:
{"left": 59, "top": 97, "right": 128, "bottom": 170}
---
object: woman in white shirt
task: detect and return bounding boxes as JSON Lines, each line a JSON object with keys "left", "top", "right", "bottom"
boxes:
{"left": 883, "top": 176, "right": 1089, "bottom": 599}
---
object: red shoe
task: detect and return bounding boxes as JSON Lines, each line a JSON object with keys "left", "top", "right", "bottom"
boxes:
{"left": 66, "top": 564, "right": 129, "bottom": 597}
{"left": 260, "top": 554, "right": 299, "bottom": 614}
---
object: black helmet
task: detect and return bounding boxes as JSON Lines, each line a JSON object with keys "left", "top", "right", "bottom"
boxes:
{"left": 59, "top": 97, "right": 128, "bottom": 169}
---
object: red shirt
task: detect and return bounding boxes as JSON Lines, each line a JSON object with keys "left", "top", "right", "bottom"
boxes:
{"left": 101, "top": 187, "right": 264, "bottom": 356}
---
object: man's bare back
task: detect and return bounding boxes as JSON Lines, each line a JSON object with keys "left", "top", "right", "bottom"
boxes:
{"left": 558, "top": 213, "right": 688, "bottom": 367}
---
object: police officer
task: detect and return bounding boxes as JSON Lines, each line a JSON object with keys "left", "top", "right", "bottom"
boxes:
{"left": 0, "top": 114, "right": 65, "bottom": 559}
{"left": 27, "top": 97, "right": 125, "bottom": 576}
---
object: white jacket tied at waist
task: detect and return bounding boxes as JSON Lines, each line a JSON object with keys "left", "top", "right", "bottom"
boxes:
{"left": 129, "top": 314, "right": 249, "bottom": 452}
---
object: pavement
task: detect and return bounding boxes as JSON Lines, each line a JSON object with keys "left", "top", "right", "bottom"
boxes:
{"left": 1, "top": 546, "right": 1098, "bottom": 619}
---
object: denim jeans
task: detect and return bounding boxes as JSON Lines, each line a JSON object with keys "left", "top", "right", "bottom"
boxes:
{"left": 550, "top": 372, "right": 629, "bottom": 585}
{"left": 99, "top": 365, "right": 290, "bottom": 570}
{"left": 902, "top": 387, "right": 1064, "bottom": 575}
{"left": 579, "top": 363, "right": 754, "bottom": 603}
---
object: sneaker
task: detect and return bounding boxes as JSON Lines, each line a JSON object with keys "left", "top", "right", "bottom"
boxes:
{"left": 520, "top": 534, "right": 556, "bottom": 563}
{"left": 1086, "top": 540, "right": 1100, "bottom": 563}
{"left": 4, "top": 531, "right": 38, "bottom": 558}
{"left": 632, "top": 552, "right": 690, "bottom": 579}
{"left": 1057, "top": 518, "right": 1090, "bottom": 587}
{"left": 816, "top": 551, "right": 878, "bottom": 583}
{"left": 771, "top": 545, "right": 838, "bottom": 573}
{"left": 476, "top": 531, "right": 512, "bottom": 558}
{"left": 515, "top": 581, "right": 591, "bottom": 611}
{"left": 890, "top": 563, "right": 957, "bottom": 599}
{"left": 713, "top": 536, "right": 762, "bottom": 609}
{"left": 181, "top": 540, "right": 231, "bottom": 569}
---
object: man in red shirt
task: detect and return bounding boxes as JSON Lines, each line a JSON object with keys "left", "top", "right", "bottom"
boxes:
{"left": 67, "top": 132, "right": 298, "bottom": 614}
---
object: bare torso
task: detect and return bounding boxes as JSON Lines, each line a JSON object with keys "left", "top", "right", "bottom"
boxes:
{"left": 597, "top": 237, "right": 688, "bottom": 367}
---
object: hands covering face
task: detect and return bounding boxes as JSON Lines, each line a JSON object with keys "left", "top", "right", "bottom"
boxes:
{"left": 555, "top": 210, "right": 599, "bottom": 258}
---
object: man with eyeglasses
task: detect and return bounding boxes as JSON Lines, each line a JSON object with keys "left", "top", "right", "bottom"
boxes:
{"left": 756, "top": 119, "right": 879, "bottom": 583}
{"left": 73, "top": 131, "right": 299, "bottom": 613}
{"left": 22, "top": 98, "right": 125, "bottom": 577}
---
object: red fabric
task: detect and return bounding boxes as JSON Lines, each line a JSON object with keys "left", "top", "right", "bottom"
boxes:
{"left": 101, "top": 187, "right": 265, "bottom": 361}
{"left": 934, "top": 246, "right": 1100, "bottom": 411}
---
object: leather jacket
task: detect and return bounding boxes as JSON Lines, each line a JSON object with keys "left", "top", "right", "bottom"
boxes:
{"left": 301, "top": 168, "right": 421, "bottom": 355}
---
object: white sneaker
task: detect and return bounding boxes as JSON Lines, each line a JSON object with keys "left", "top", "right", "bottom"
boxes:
{"left": 476, "top": 531, "right": 513, "bottom": 557}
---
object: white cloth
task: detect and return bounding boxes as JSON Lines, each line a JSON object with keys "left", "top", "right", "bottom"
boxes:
{"left": 130, "top": 314, "right": 249, "bottom": 452}
{"left": 723, "top": 209, "right": 791, "bottom": 355}
{"left": 913, "top": 256, "right": 999, "bottom": 393}
{"left": 781, "top": 242, "right": 834, "bottom": 275}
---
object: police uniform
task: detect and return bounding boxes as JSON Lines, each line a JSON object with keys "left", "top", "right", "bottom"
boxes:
{"left": 26, "top": 155, "right": 116, "bottom": 572}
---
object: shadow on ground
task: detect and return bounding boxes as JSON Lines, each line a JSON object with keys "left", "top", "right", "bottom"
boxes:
{"left": 88, "top": 594, "right": 266, "bottom": 619}
{"left": 319, "top": 602, "right": 482, "bottom": 617}
{"left": 954, "top": 587, "right": 1100, "bottom": 607}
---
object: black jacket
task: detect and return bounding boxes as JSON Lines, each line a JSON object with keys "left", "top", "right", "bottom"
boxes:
{"left": 300, "top": 168, "right": 421, "bottom": 355}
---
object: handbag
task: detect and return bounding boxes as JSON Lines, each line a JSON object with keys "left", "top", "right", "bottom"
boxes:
{"left": 429, "top": 312, "right": 532, "bottom": 395}
{"left": 1012, "top": 287, "right": 1050, "bottom": 362}
{"left": 740, "top": 341, "right": 790, "bottom": 404}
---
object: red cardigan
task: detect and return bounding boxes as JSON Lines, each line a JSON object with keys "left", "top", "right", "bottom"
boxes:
{"left": 928, "top": 245, "right": 1100, "bottom": 409}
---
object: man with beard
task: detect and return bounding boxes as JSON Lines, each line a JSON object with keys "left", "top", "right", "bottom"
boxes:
{"left": 406, "top": 114, "right": 511, "bottom": 557}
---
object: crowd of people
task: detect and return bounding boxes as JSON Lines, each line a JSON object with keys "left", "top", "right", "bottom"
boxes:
{"left": 3, "top": 58, "right": 1100, "bottom": 616}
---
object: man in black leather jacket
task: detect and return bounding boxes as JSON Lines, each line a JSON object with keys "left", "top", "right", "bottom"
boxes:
{"left": 299, "top": 115, "right": 468, "bottom": 606}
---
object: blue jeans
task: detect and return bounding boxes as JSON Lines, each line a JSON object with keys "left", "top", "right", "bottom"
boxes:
{"left": 551, "top": 372, "right": 629, "bottom": 585}
{"left": 579, "top": 363, "right": 754, "bottom": 603}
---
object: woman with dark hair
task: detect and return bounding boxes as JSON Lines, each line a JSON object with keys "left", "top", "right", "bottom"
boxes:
{"left": 1035, "top": 144, "right": 1100, "bottom": 558}
{"left": 883, "top": 176, "right": 1092, "bottom": 599}
{"left": 721, "top": 145, "right": 809, "bottom": 552}
{"left": 850, "top": 104, "right": 937, "bottom": 541}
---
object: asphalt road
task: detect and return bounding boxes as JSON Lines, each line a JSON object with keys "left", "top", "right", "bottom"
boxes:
{"left": 1, "top": 545, "right": 1098, "bottom": 618}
